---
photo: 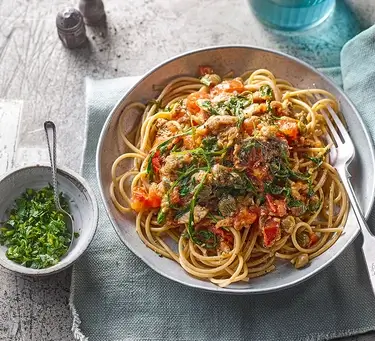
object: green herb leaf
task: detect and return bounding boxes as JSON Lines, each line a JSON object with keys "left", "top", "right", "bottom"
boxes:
{"left": 287, "top": 197, "right": 305, "bottom": 208}
{"left": 289, "top": 170, "right": 310, "bottom": 181}
{"left": 175, "top": 206, "right": 190, "bottom": 220}
{"left": 194, "top": 230, "right": 218, "bottom": 249}
{"left": 179, "top": 185, "right": 190, "bottom": 197}
{"left": 187, "top": 172, "right": 210, "bottom": 246}
{"left": 260, "top": 85, "right": 273, "bottom": 99}
{"left": 308, "top": 199, "right": 321, "bottom": 212}
{"left": 201, "top": 136, "right": 219, "bottom": 152}
{"left": 157, "top": 210, "right": 166, "bottom": 225}
{"left": 146, "top": 153, "right": 154, "bottom": 180}
{"left": 265, "top": 182, "right": 286, "bottom": 195}
{"left": 307, "top": 155, "right": 323, "bottom": 167}
{"left": 307, "top": 179, "right": 315, "bottom": 197}
{"left": 198, "top": 100, "right": 219, "bottom": 115}
{"left": 207, "top": 212, "right": 218, "bottom": 223}
{"left": 0, "top": 185, "right": 71, "bottom": 269}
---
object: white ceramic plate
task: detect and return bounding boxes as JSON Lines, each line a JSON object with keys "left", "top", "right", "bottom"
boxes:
{"left": 97, "top": 46, "right": 375, "bottom": 293}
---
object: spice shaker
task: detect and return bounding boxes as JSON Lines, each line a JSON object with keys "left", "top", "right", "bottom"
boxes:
{"left": 78, "top": 0, "right": 106, "bottom": 26}
{"left": 56, "top": 8, "right": 87, "bottom": 49}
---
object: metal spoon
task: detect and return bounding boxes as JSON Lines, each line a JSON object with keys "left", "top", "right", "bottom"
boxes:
{"left": 44, "top": 121, "right": 74, "bottom": 250}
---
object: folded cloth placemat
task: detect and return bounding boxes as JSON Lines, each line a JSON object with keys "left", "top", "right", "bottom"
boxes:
{"left": 70, "top": 27, "right": 375, "bottom": 341}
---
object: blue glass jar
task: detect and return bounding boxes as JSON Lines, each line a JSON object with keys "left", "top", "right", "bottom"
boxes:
{"left": 249, "top": 0, "right": 336, "bottom": 31}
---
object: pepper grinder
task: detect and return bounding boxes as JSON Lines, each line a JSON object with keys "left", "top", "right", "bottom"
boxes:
{"left": 78, "top": 0, "right": 106, "bottom": 26}
{"left": 56, "top": 8, "right": 87, "bottom": 49}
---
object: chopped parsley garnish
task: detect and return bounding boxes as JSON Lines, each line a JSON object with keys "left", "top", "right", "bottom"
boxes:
{"left": 308, "top": 199, "right": 321, "bottom": 212}
{"left": 197, "top": 100, "right": 219, "bottom": 115}
{"left": 202, "top": 136, "right": 219, "bottom": 152}
{"left": 265, "top": 182, "right": 286, "bottom": 195}
{"left": 178, "top": 176, "right": 191, "bottom": 197}
{"left": 307, "top": 179, "right": 315, "bottom": 198}
{"left": 157, "top": 210, "right": 166, "bottom": 224}
{"left": 175, "top": 206, "right": 190, "bottom": 220}
{"left": 0, "top": 186, "right": 71, "bottom": 269}
{"left": 146, "top": 153, "right": 155, "bottom": 180}
{"left": 287, "top": 196, "right": 306, "bottom": 209}
{"left": 307, "top": 155, "right": 323, "bottom": 167}
{"left": 260, "top": 85, "right": 273, "bottom": 99}
{"left": 226, "top": 96, "right": 252, "bottom": 124}
{"left": 194, "top": 230, "right": 217, "bottom": 249}
{"left": 306, "top": 149, "right": 329, "bottom": 169}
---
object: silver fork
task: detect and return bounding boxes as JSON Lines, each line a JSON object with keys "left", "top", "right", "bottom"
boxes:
{"left": 314, "top": 94, "right": 375, "bottom": 294}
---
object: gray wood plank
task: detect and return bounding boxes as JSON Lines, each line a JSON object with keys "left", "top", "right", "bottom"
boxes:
{"left": 0, "top": 100, "right": 22, "bottom": 173}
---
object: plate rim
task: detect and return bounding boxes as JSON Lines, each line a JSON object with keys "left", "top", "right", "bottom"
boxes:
{"left": 96, "top": 44, "right": 375, "bottom": 294}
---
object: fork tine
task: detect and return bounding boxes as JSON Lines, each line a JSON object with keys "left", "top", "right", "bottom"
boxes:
{"left": 324, "top": 111, "right": 335, "bottom": 146}
{"left": 320, "top": 99, "right": 351, "bottom": 142}
{"left": 323, "top": 124, "right": 338, "bottom": 164}
{"left": 324, "top": 126, "right": 334, "bottom": 145}
{"left": 324, "top": 112, "right": 342, "bottom": 145}
{"left": 314, "top": 93, "right": 350, "bottom": 145}
{"left": 329, "top": 111, "right": 352, "bottom": 143}
{"left": 314, "top": 99, "right": 342, "bottom": 145}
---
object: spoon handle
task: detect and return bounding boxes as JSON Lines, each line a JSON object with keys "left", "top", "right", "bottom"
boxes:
{"left": 44, "top": 121, "right": 61, "bottom": 210}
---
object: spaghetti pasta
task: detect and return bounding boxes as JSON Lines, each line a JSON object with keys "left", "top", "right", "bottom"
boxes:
{"left": 110, "top": 68, "right": 348, "bottom": 287}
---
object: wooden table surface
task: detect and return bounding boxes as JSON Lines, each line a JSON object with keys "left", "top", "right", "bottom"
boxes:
{"left": 1, "top": 0, "right": 375, "bottom": 340}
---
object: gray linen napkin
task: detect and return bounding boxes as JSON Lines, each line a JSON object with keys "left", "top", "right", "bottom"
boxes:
{"left": 70, "top": 29, "right": 375, "bottom": 341}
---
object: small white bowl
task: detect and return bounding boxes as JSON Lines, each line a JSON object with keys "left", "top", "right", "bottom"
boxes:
{"left": 0, "top": 164, "right": 98, "bottom": 275}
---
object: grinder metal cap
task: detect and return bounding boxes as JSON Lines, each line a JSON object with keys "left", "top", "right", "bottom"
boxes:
{"left": 56, "top": 7, "right": 84, "bottom": 32}
{"left": 56, "top": 7, "right": 87, "bottom": 48}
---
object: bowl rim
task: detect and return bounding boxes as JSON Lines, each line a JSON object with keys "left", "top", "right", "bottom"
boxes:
{"left": 0, "top": 163, "right": 99, "bottom": 275}
{"left": 96, "top": 44, "right": 375, "bottom": 294}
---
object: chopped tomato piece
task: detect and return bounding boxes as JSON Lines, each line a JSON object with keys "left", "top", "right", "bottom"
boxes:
{"left": 209, "top": 226, "right": 234, "bottom": 245}
{"left": 131, "top": 184, "right": 162, "bottom": 212}
{"left": 171, "top": 106, "right": 185, "bottom": 120}
{"left": 211, "top": 78, "right": 244, "bottom": 95}
{"left": 183, "top": 135, "right": 195, "bottom": 150}
{"left": 151, "top": 150, "right": 162, "bottom": 174}
{"left": 233, "top": 208, "right": 258, "bottom": 230}
{"left": 131, "top": 187, "right": 148, "bottom": 212}
{"left": 262, "top": 217, "right": 281, "bottom": 247}
{"left": 171, "top": 136, "right": 183, "bottom": 147}
{"left": 266, "top": 194, "right": 287, "bottom": 217}
{"left": 148, "top": 183, "right": 162, "bottom": 206}
{"left": 199, "top": 65, "right": 214, "bottom": 76}
{"left": 308, "top": 232, "right": 319, "bottom": 247}
{"left": 242, "top": 117, "right": 260, "bottom": 136}
{"left": 277, "top": 118, "right": 299, "bottom": 140}
{"left": 266, "top": 194, "right": 276, "bottom": 212}
{"left": 186, "top": 92, "right": 209, "bottom": 114}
